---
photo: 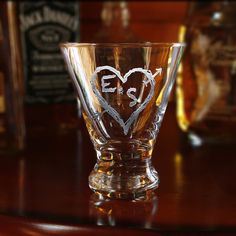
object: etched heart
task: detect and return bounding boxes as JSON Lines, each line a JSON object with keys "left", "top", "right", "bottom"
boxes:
{"left": 91, "top": 66, "right": 161, "bottom": 135}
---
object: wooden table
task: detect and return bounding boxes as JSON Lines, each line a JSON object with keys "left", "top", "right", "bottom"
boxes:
{"left": 0, "top": 104, "right": 235, "bottom": 235}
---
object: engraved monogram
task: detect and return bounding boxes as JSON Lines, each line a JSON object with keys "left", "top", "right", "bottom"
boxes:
{"left": 91, "top": 66, "right": 162, "bottom": 135}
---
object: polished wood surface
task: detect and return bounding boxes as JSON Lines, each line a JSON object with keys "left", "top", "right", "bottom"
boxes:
{"left": 0, "top": 104, "right": 235, "bottom": 235}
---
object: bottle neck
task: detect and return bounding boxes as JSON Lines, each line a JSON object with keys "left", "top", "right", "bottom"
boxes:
{"left": 101, "top": 2, "right": 130, "bottom": 28}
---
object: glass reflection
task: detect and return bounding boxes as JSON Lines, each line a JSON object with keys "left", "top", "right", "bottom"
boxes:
{"left": 174, "top": 152, "right": 184, "bottom": 191}
{"left": 33, "top": 223, "right": 79, "bottom": 232}
{"left": 89, "top": 192, "right": 158, "bottom": 228}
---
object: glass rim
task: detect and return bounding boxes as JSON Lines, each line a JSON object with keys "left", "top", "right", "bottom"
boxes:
{"left": 60, "top": 42, "right": 186, "bottom": 48}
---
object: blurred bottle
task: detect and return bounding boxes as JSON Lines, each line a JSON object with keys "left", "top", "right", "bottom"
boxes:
{"left": 93, "top": 1, "right": 137, "bottom": 42}
{"left": 18, "top": 2, "right": 81, "bottom": 133}
{"left": 0, "top": 2, "right": 25, "bottom": 153}
{"left": 177, "top": 1, "right": 236, "bottom": 146}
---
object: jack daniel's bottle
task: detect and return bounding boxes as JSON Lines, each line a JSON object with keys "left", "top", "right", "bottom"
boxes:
{"left": 19, "top": 1, "right": 80, "bottom": 133}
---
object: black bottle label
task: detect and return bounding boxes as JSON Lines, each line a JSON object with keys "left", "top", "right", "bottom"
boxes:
{"left": 19, "top": 2, "right": 79, "bottom": 104}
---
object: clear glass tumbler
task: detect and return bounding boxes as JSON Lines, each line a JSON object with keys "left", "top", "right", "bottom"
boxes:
{"left": 60, "top": 43, "right": 184, "bottom": 199}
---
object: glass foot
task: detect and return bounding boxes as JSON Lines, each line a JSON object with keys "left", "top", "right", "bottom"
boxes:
{"left": 89, "top": 157, "right": 159, "bottom": 200}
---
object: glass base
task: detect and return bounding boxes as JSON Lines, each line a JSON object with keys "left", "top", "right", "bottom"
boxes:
{"left": 89, "top": 155, "right": 159, "bottom": 200}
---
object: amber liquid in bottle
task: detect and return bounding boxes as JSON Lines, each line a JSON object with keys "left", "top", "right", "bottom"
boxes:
{"left": 177, "top": 1, "right": 236, "bottom": 145}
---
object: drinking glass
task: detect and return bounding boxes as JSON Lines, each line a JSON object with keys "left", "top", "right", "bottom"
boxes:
{"left": 60, "top": 43, "right": 184, "bottom": 199}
